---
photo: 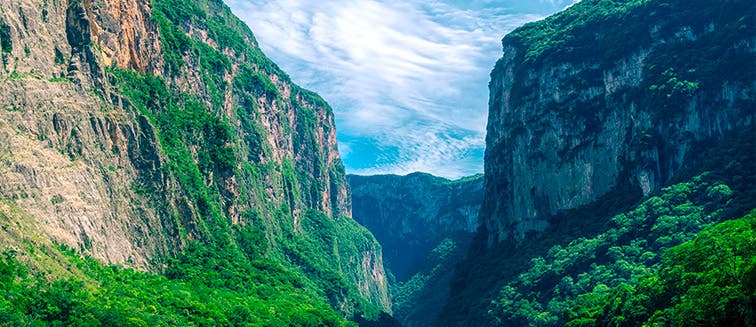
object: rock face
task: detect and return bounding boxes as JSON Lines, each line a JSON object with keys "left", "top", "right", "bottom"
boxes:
{"left": 0, "top": 0, "right": 170, "bottom": 268}
{"left": 0, "top": 0, "right": 388, "bottom": 315}
{"left": 349, "top": 172, "right": 483, "bottom": 326}
{"left": 350, "top": 173, "right": 482, "bottom": 281}
{"left": 481, "top": 0, "right": 756, "bottom": 244}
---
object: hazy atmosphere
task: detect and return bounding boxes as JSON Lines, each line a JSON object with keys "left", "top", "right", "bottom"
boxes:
{"left": 225, "top": 0, "right": 577, "bottom": 178}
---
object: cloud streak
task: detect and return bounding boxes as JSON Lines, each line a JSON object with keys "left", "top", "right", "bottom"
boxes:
{"left": 225, "top": 0, "right": 574, "bottom": 178}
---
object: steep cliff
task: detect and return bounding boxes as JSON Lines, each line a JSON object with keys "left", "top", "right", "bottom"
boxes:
{"left": 349, "top": 173, "right": 483, "bottom": 326}
{"left": 482, "top": 0, "right": 755, "bottom": 243}
{"left": 0, "top": 0, "right": 388, "bottom": 322}
{"left": 349, "top": 173, "right": 482, "bottom": 281}
{"left": 440, "top": 0, "right": 755, "bottom": 325}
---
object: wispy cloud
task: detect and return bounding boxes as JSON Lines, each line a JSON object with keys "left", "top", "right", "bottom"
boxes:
{"left": 225, "top": 0, "right": 573, "bottom": 179}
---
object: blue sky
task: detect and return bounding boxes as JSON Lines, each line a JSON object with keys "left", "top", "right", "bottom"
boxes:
{"left": 225, "top": 0, "right": 577, "bottom": 179}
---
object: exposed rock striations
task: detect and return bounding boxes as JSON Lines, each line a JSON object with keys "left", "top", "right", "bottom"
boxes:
{"left": 0, "top": 0, "right": 170, "bottom": 268}
{"left": 0, "top": 0, "right": 389, "bottom": 318}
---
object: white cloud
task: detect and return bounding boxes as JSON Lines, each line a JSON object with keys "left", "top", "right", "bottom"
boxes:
{"left": 224, "top": 0, "right": 557, "bottom": 178}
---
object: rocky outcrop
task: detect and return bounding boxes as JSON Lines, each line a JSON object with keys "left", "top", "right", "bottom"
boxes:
{"left": 0, "top": 0, "right": 388, "bottom": 315}
{"left": 482, "top": 0, "right": 755, "bottom": 244}
{"left": 0, "top": 0, "right": 171, "bottom": 268}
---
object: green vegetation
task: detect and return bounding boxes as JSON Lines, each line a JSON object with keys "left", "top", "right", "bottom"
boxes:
{"left": 489, "top": 174, "right": 738, "bottom": 326}
{"left": 564, "top": 210, "right": 756, "bottom": 326}
{"left": 151, "top": 0, "right": 201, "bottom": 71}
{"left": 505, "top": 0, "right": 754, "bottom": 67}
{"left": 506, "top": 0, "right": 649, "bottom": 63}
{"left": 0, "top": 247, "right": 353, "bottom": 326}
{"left": 109, "top": 65, "right": 380, "bottom": 325}
{"left": 0, "top": 199, "right": 356, "bottom": 326}
{"left": 349, "top": 173, "right": 484, "bottom": 325}
{"left": 75, "top": 0, "right": 388, "bottom": 324}
{"left": 504, "top": 0, "right": 755, "bottom": 118}
{"left": 446, "top": 1, "right": 755, "bottom": 323}
{"left": 234, "top": 65, "right": 279, "bottom": 100}
{"left": 441, "top": 123, "right": 754, "bottom": 325}
{"left": 0, "top": 20, "right": 12, "bottom": 54}
{"left": 439, "top": 119, "right": 755, "bottom": 325}
{"left": 153, "top": 0, "right": 285, "bottom": 78}
{"left": 391, "top": 234, "right": 472, "bottom": 324}
{"left": 112, "top": 68, "right": 235, "bottom": 248}
{"left": 50, "top": 195, "right": 64, "bottom": 205}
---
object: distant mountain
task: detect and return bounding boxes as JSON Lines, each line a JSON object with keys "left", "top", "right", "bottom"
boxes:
{"left": 349, "top": 172, "right": 484, "bottom": 326}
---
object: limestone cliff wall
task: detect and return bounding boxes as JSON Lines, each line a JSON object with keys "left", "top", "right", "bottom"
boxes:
{"left": 482, "top": 0, "right": 755, "bottom": 244}
{"left": 0, "top": 0, "right": 171, "bottom": 267}
{"left": 349, "top": 173, "right": 482, "bottom": 281}
{"left": 349, "top": 172, "right": 483, "bottom": 325}
{"left": 0, "top": 0, "right": 388, "bottom": 313}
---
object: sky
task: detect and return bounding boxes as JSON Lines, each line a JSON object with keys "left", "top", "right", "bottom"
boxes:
{"left": 225, "top": 0, "right": 577, "bottom": 179}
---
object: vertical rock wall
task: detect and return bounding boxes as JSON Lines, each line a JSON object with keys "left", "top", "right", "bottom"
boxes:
{"left": 482, "top": 0, "right": 755, "bottom": 244}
